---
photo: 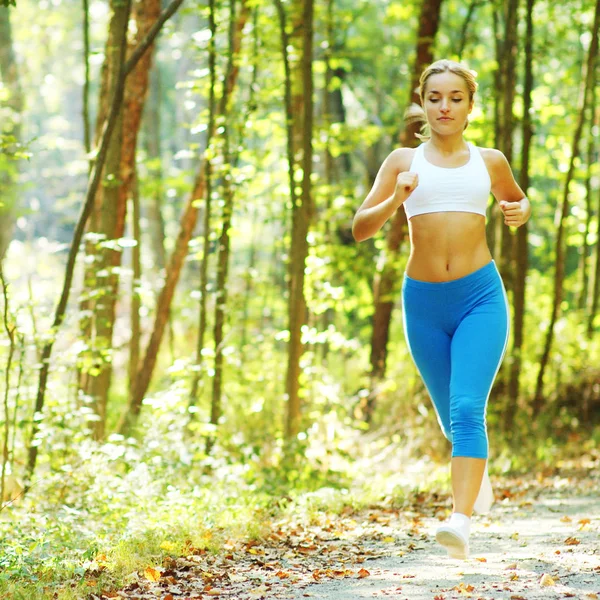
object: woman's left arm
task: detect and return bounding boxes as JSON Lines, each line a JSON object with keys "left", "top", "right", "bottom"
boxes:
{"left": 483, "top": 148, "right": 531, "bottom": 227}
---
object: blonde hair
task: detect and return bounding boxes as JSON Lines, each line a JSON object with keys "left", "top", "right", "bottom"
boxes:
{"left": 404, "top": 59, "right": 478, "bottom": 141}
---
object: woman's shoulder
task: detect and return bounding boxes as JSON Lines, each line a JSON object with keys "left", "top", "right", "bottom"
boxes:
{"left": 472, "top": 145, "right": 508, "bottom": 167}
{"left": 388, "top": 146, "right": 418, "bottom": 171}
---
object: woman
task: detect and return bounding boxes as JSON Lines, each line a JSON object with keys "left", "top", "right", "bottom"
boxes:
{"left": 352, "top": 59, "right": 530, "bottom": 559}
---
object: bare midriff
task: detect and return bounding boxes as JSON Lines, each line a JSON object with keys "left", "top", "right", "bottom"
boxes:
{"left": 405, "top": 212, "right": 492, "bottom": 282}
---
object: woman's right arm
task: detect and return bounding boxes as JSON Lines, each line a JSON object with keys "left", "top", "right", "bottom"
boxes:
{"left": 352, "top": 148, "right": 418, "bottom": 242}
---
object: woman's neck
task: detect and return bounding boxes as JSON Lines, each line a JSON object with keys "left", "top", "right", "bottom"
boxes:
{"left": 427, "top": 133, "right": 468, "bottom": 155}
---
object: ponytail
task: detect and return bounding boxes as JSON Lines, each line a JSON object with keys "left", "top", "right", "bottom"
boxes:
{"left": 404, "top": 102, "right": 430, "bottom": 142}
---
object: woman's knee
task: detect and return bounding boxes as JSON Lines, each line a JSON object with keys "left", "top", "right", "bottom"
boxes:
{"left": 450, "top": 394, "right": 488, "bottom": 458}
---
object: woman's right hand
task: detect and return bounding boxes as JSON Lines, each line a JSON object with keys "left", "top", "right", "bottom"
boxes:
{"left": 394, "top": 171, "right": 419, "bottom": 202}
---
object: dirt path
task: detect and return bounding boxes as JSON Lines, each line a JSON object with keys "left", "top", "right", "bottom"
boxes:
{"left": 108, "top": 468, "right": 600, "bottom": 600}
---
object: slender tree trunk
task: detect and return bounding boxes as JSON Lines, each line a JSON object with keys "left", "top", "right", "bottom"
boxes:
{"left": 0, "top": 270, "right": 16, "bottom": 506}
{"left": 487, "top": 4, "right": 503, "bottom": 257}
{"left": 83, "top": 0, "right": 91, "bottom": 159}
{"left": 128, "top": 172, "right": 142, "bottom": 400}
{"left": 588, "top": 182, "right": 600, "bottom": 337}
{"left": 119, "top": 1, "right": 248, "bottom": 434}
{"left": 365, "top": 0, "right": 443, "bottom": 422}
{"left": 208, "top": 0, "right": 239, "bottom": 446}
{"left": 588, "top": 82, "right": 600, "bottom": 337}
{"left": 144, "top": 64, "right": 167, "bottom": 271}
{"left": 496, "top": 0, "right": 519, "bottom": 292}
{"left": 456, "top": 0, "right": 480, "bottom": 59}
{"left": 506, "top": 0, "right": 534, "bottom": 431}
{"left": 579, "top": 79, "right": 597, "bottom": 309}
{"left": 189, "top": 0, "right": 217, "bottom": 409}
{"left": 534, "top": 0, "right": 600, "bottom": 414}
{"left": 0, "top": 6, "right": 24, "bottom": 264}
{"left": 240, "top": 205, "right": 258, "bottom": 355}
{"left": 282, "top": 0, "right": 314, "bottom": 441}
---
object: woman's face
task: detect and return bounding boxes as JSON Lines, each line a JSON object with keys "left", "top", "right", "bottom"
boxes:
{"left": 423, "top": 71, "right": 473, "bottom": 136}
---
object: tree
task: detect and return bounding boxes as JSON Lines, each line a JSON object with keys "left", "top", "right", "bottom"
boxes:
{"left": 506, "top": 0, "right": 535, "bottom": 430}
{"left": 533, "top": 0, "right": 600, "bottom": 415}
{"left": 0, "top": 5, "right": 24, "bottom": 263}
{"left": 364, "top": 0, "right": 444, "bottom": 422}
{"left": 273, "top": 0, "right": 315, "bottom": 441}
{"left": 118, "top": 0, "right": 249, "bottom": 434}
{"left": 26, "top": 0, "right": 184, "bottom": 480}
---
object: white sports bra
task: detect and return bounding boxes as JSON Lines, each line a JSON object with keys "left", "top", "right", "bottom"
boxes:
{"left": 402, "top": 142, "right": 491, "bottom": 220}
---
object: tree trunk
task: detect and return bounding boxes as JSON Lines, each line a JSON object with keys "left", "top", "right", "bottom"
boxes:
{"left": 364, "top": 0, "right": 443, "bottom": 422}
{"left": 128, "top": 172, "right": 142, "bottom": 401}
{"left": 588, "top": 81, "right": 600, "bottom": 338}
{"left": 487, "top": 4, "right": 503, "bottom": 257}
{"left": 534, "top": 0, "right": 600, "bottom": 414}
{"left": 118, "top": 1, "right": 249, "bottom": 434}
{"left": 496, "top": 0, "right": 519, "bottom": 293}
{"left": 144, "top": 63, "right": 167, "bottom": 271}
{"left": 588, "top": 182, "right": 600, "bottom": 337}
{"left": 82, "top": 0, "right": 91, "bottom": 159}
{"left": 208, "top": 0, "right": 239, "bottom": 447}
{"left": 281, "top": 0, "right": 314, "bottom": 441}
{"left": 0, "top": 6, "right": 24, "bottom": 264}
{"left": 579, "top": 79, "right": 597, "bottom": 310}
{"left": 456, "top": 0, "right": 480, "bottom": 59}
{"left": 506, "top": 0, "right": 534, "bottom": 431}
{"left": 189, "top": 0, "right": 217, "bottom": 410}
{"left": 87, "top": 0, "right": 161, "bottom": 439}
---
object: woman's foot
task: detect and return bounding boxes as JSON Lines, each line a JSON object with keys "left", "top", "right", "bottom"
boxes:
{"left": 435, "top": 512, "right": 470, "bottom": 559}
{"left": 473, "top": 463, "right": 494, "bottom": 514}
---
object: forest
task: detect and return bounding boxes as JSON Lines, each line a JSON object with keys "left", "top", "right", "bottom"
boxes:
{"left": 0, "top": 0, "right": 599, "bottom": 598}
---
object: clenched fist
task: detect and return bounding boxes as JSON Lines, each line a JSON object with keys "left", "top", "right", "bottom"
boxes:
{"left": 395, "top": 171, "right": 419, "bottom": 199}
{"left": 499, "top": 200, "right": 527, "bottom": 228}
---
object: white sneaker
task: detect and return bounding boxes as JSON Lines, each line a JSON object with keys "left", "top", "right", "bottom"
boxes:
{"left": 435, "top": 524, "right": 470, "bottom": 559}
{"left": 473, "top": 465, "right": 494, "bottom": 514}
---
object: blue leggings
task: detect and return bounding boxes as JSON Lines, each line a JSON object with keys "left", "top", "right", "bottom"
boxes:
{"left": 401, "top": 260, "right": 509, "bottom": 459}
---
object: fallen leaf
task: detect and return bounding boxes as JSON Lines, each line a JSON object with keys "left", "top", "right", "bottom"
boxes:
{"left": 475, "top": 557, "right": 487, "bottom": 562}
{"left": 358, "top": 568, "right": 370, "bottom": 578}
{"left": 564, "top": 537, "right": 580, "bottom": 545}
{"left": 585, "top": 594, "right": 598, "bottom": 600}
{"left": 144, "top": 567, "right": 161, "bottom": 582}
{"left": 510, "top": 573, "right": 519, "bottom": 581}
{"left": 539, "top": 573, "right": 555, "bottom": 586}
{"left": 505, "top": 563, "right": 517, "bottom": 570}
{"left": 248, "top": 585, "right": 269, "bottom": 598}
{"left": 560, "top": 515, "right": 572, "bottom": 523}
{"left": 383, "top": 536, "right": 395, "bottom": 542}
{"left": 453, "top": 583, "right": 475, "bottom": 596}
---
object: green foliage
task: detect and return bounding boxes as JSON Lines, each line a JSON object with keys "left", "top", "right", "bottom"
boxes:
{"left": 1, "top": 0, "right": 600, "bottom": 595}
{"left": 0, "top": 0, "right": 16, "bottom": 7}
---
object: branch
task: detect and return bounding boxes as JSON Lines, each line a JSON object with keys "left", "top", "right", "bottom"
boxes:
{"left": 124, "top": 0, "right": 185, "bottom": 76}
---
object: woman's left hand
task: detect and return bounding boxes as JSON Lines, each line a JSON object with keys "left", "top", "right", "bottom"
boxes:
{"left": 499, "top": 200, "right": 528, "bottom": 227}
